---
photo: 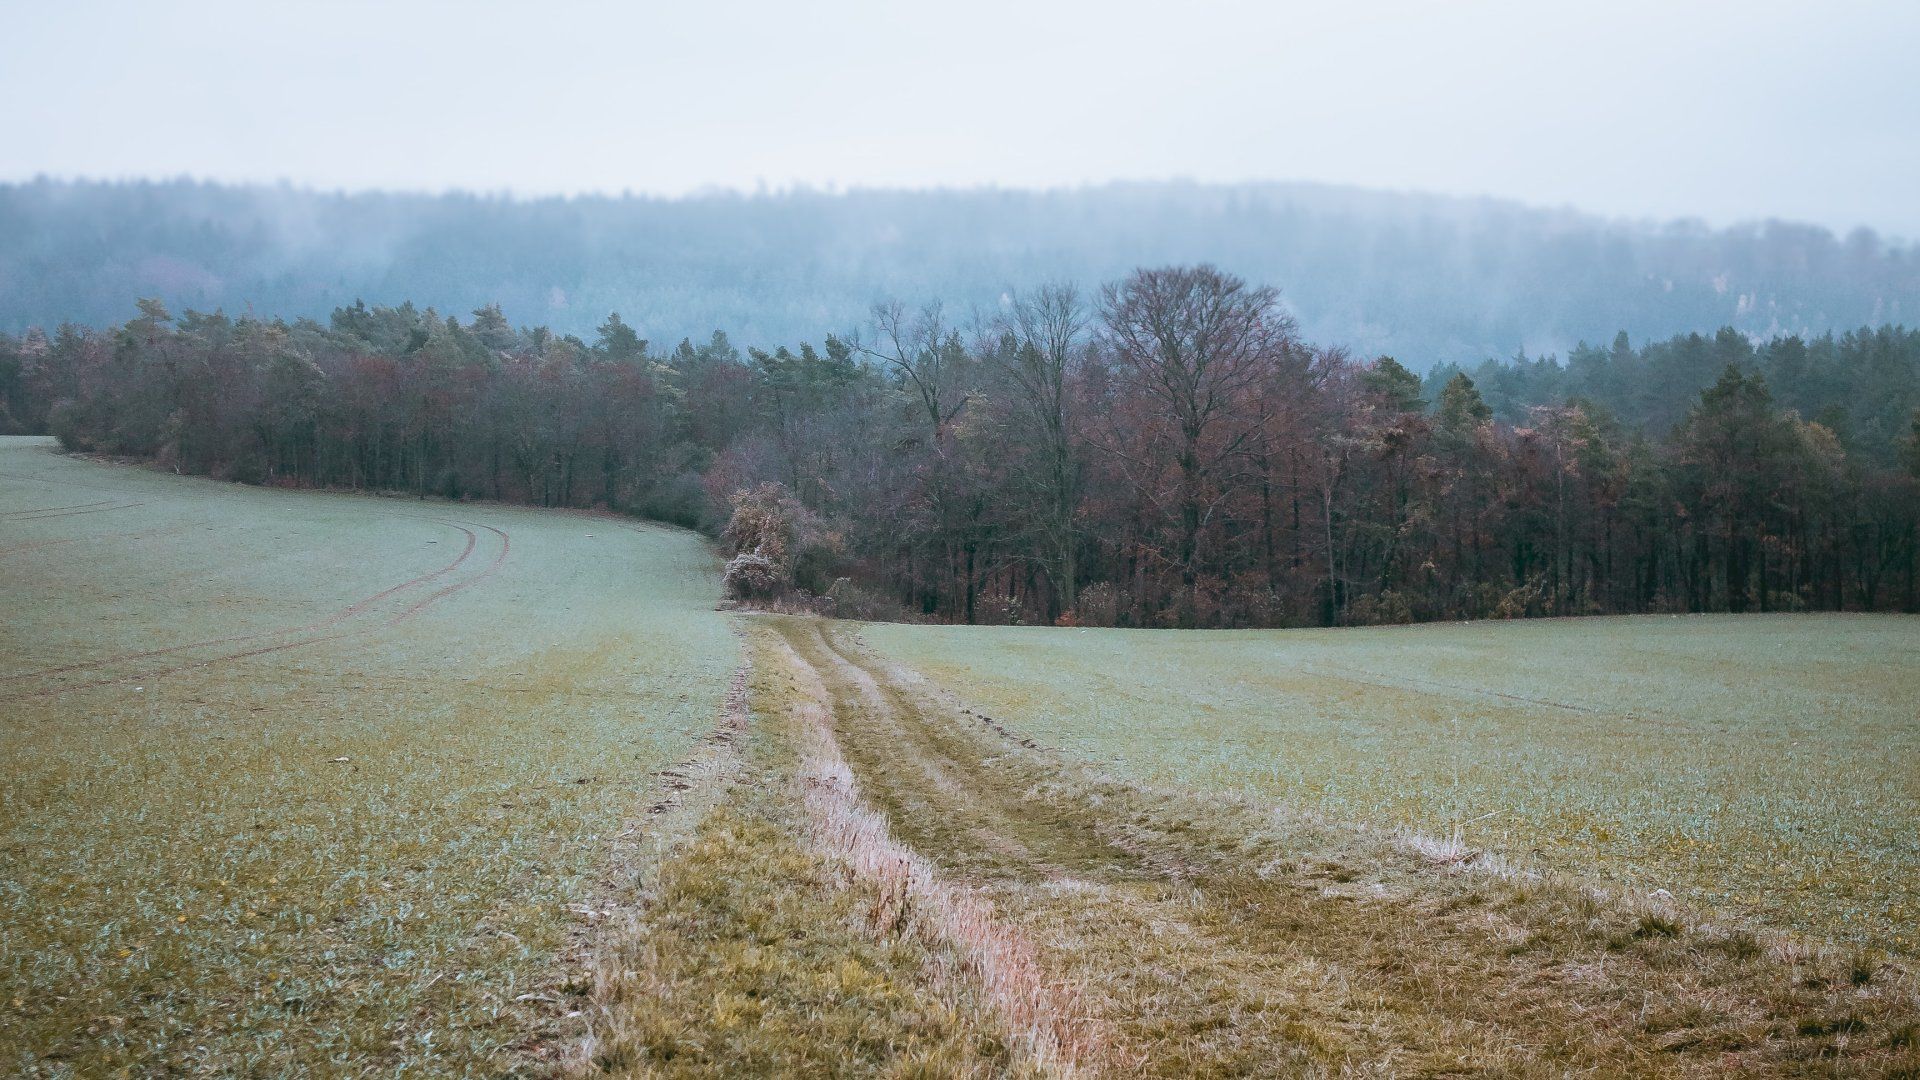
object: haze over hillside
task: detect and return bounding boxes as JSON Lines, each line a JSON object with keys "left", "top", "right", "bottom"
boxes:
{"left": 4, "top": 178, "right": 1914, "bottom": 369}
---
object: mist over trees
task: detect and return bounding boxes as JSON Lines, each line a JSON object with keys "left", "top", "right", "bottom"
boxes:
{"left": 5, "top": 271, "right": 1916, "bottom": 628}
{"left": 3, "top": 178, "right": 1915, "bottom": 367}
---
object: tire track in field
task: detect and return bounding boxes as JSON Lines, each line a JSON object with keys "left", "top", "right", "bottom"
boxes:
{"left": 0, "top": 499, "right": 118, "bottom": 518}
{"left": 766, "top": 628, "right": 1102, "bottom": 1074}
{"left": 391, "top": 523, "right": 510, "bottom": 621}
{"left": 1307, "top": 662, "right": 1695, "bottom": 727}
{"left": 1, "top": 522, "right": 477, "bottom": 685}
{"left": 776, "top": 619, "right": 1369, "bottom": 1074}
{"left": 767, "top": 618, "right": 1913, "bottom": 1076}
{"left": 0, "top": 468, "right": 181, "bottom": 502}
{"left": 0, "top": 500, "right": 146, "bottom": 522}
{"left": 1310, "top": 662, "right": 1600, "bottom": 714}
{"left": 2, "top": 521, "right": 511, "bottom": 700}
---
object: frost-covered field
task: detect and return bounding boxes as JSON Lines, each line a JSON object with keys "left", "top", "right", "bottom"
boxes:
{"left": 7, "top": 429, "right": 1916, "bottom": 1074}
{"left": 861, "top": 614, "right": 1920, "bottom": 954}
{"left": 0, "top": 437, "right": 738, "bottom": 1074}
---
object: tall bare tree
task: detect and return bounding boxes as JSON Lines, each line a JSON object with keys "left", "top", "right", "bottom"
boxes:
{"left": 1098, "top": 265, "right": 1298, "bottom": 622}
{"left": 864, "top": 299, "right": 987, "bottom": 617}
{"left": 993, "top": 283, "right": 1088, "bottom": 617}
{"left": 864, "top": 299, "right": 968, "bottom": 443}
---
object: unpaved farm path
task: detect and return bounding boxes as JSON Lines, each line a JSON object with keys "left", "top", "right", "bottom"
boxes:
{"left": 578, "top": 616, "right": 1920, "bottom": 1077}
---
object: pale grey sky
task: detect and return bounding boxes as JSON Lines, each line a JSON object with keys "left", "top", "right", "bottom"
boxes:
{"left": 3, "top": 0, "right": 1916, "bottom": 235}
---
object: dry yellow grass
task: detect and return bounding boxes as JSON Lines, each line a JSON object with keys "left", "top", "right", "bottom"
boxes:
{"left": 571, "top": 625, "right": 1042, "bottom": 1078}
{"left": 0, "top": 437, "right": 738, "bottom": 1075}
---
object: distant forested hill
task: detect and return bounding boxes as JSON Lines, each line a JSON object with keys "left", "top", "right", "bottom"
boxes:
{"left": 2, "top": 177, "right": 1914, "bottom": 367}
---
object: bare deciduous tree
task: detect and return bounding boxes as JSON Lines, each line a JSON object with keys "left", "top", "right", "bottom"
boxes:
{"left": 864, "top": 299, "right": 968, "bottom": 442}
{"left": 993, "top": 283, "right": 1088, "bottom": 616}
{"left": 1098, "top": 265, "right": 1298, "bottom": 623}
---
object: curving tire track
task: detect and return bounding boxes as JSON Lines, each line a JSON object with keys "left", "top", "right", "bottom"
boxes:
{"left": 1315, "top": 662, "right": 1605, "bottom": 716}
{"left": 3, "top": 521, "right": 511, "bottom": 700}
{"left": 0, "top": 499, "right": 119, "bottom": 519}
{"left": 0, "top": 501, "right": 146, "bottom": 522}
{"left": 2, "top": 523, "right": 478, "bottom": 685}
{"left": 392, "top": 523, "right": 510, "bottom": 621}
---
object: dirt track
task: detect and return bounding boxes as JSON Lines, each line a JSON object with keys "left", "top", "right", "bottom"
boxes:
{"left": 696, "top": 617, "right": 1920, "bottom": 1077}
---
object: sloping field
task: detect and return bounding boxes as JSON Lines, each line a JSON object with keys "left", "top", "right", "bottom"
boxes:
{"left": 572, "top": 618, "right": 1916, "bottom": 1076}
{"left": 859, "top": 616, "right": 1920, "bottom": 956}
{"left": 6, "top": 433, "right": 1917, "bottom": 1075}
{"left": 0, "top": 437, "right": 738, "bottom": 1074}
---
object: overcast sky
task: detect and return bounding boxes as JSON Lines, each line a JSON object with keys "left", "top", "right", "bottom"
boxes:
{"left": 4, "top": 0, "right": 1916, "bottom": 236}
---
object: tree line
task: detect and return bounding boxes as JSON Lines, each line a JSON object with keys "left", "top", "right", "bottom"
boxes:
{"left": 3, "top": 266, "right": 1917, "bottom": 627}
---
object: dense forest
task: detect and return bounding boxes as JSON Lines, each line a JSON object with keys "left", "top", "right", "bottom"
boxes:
{"left": 4, "top": 178, "right": 1916, "bottom": 366}
{"left": 5, "top": 267, "right": 1916, "bottom": 627}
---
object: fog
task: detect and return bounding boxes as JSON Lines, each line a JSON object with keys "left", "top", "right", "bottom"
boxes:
{"left": 5, "top": 178, "right": 1915, "bottom": 368}
{"left": 3, "top": 0, "right": 1918, "bottom": 236}
{"left": 4, "top": 2, "right": 1917, "bottom": 364}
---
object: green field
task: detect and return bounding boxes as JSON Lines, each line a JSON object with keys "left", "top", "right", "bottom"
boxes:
{"left": 5, "top": 435, "right": 1917, "bottom": 1075}
{"left": 861, "top": 615, "right": 1920, "bottom": 955}
{"left": 0, "top": 437, "right": 737, "bottom": 1074}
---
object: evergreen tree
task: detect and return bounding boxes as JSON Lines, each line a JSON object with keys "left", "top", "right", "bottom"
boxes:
{"left": 595, "top": 312, "right": 647, "bottom": 363}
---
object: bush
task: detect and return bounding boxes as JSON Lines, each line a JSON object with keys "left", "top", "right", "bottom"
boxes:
{"left": 976, "top": 592, "right": 1039, "bottom": 626}
{"left": 1220, "top": 580, "right": 1291, "bottom": 627}
{"left": 718, "top": 482, "right": 844, "bottom": 601}
{"left": 1494, "top": 576, "right": 1548, "bottom": 619}
{"left": 1346, "top": 589, "right": 1414, "bottom": 626}
{"left": 823, "top": 579, "right": 917, "bottom": 622}
{"left": 1069, "top": 582, "right": 1122, "bottom": 627}
{"left": 722, "top": 551, "right": 784, "bottom": 600}
{"left": 1766, "top": 589, "right": 1807, "bottom": 612}
{"left": 1462, "top": 582, "right": 1507, "bottom": 619}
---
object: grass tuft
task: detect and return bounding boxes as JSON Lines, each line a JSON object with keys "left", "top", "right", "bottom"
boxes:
{"left": 1634, "top": 913, "right": 1685, "bottom": 939}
